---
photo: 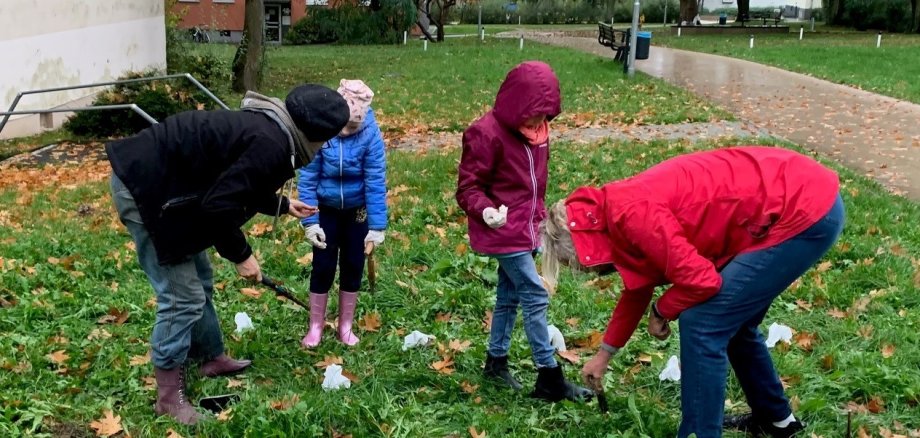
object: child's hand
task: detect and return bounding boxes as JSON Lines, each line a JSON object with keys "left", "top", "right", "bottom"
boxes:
{"left": 304, "top": 224, "right": 327, "bottom": 249}
{"left": 483, "top": 205, "right": 508, "bottom": 229}
{"left": 289, "top": 200, "right": 318, "bottom": 218}
{"left": 365, "top": 230, "right": 385, "bottom": 247}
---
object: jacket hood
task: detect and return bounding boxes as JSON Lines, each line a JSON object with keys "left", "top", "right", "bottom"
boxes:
{"left": 492, "top": 61, "right": 562, "bottom": 129}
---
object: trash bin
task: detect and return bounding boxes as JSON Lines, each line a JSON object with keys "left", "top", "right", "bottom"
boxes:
{"left": 719, "top": 12, "right": 728, "bottom": 25}
{"left": 635, "top": 31, "right": 651, "bottom": 60}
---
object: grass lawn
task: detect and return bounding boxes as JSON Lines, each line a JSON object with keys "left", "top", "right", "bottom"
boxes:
{"left": 197, "top": 37, "right": 727, "bottom": 135}
{"left": 651, "top": 29, "right": 920, "bottom": 104}
{"left": 1, "top": 137, "right": 919, "bottom": 437}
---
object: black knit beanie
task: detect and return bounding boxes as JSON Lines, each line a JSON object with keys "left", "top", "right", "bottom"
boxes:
{"left": 285, "top": 84, "right": 350, "bottom": 142}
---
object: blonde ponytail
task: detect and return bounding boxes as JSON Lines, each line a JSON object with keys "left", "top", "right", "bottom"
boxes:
{"left": 540, "top": 200, "right": 579, "bottom": 294}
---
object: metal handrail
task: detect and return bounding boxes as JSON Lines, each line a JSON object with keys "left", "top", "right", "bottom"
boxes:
{"left": 0, "top": 73, "right": 229, "bottom": 135}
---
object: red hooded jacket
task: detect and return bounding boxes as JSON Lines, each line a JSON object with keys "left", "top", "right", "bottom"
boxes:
{"left": 565, "top": 147, "right": 840, "bottom": 348}
{"left": 456, "top": 61, "right": 562, "bottom": 254}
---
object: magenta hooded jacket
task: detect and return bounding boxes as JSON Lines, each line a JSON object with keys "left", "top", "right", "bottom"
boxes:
{"left": 456, "top": 61, "right": 562, "bottom": 255}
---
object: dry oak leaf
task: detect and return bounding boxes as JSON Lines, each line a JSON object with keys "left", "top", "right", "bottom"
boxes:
{"left": 358, "top": 312, "right": 381, "bottom": 332}
{"left": 315, "top": 355, "right": 343, "bottom": 369}
{"left": 460, "top": 381, "right": 479, "bottom": 394}
{"left": 47, "top": 350, "right": 69, "bottom": 365}
{"left": 89, "top": 410, "right": 123, "bottom": 437}
{"left": 882, "top": 343, "right": 896, "bottom": 359}
{"left": 449, "top": 339, "right": 471, "bottom": 352}
{"left": 216, "top": 408, "right": 233, "bottom": 422}
{"left": 435, "top": 312, "right": 452, "bottom": 323}
{"left": 129, "top": 353, "right": 150, "bottom": 366}
{"left": 469, "top": 426, "right": 487, "bottom": 438}
{"left": 557, "top": 349, "right": 581, "bottom": 364}
{"left": 431, "top": 357, "right": 455, "bottom": 375}
{"left": 240, "top": 288, "right": 262, "bottom": 299}
{"left": 270, "top": 394, "right": 300, "bottom": 411}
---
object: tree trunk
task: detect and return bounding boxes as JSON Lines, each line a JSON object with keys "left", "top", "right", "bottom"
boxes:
{"left": 736, "top": 0, "right": 750, "bottom": 23}
{"left": 679, "top": 0, "right": 699, "bottom": 25}
{"left": 912, "top": 0, "right": 920, "bottom": 33}
{"left": 232, "top": 0, "right": 264, "bottom": 93}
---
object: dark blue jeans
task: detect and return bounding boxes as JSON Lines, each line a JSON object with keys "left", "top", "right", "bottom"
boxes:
{"left": 677, "top": 195, "right": 845, "bottom": 438}
{"left": 309, "top": 206, "right": 369, "bottom": 293}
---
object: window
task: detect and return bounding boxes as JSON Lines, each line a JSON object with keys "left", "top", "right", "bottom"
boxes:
{"left": 307, "top": 0, "right": 329, "bottom": 5}
{"left": 213, "top": 0, "right": 235, "bottom": 3}
{"left": 177, "top": 0, "right": 200, "bottom": 3}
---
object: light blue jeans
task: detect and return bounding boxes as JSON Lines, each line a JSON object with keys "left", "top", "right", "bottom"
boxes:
{"left": 488, "top": 251, "right": 557, "bottom": 369}
{"left": 111, "top": 174, "right": 224, "bottom": 369}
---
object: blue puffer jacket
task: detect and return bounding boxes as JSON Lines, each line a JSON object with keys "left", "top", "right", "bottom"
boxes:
{"left": 298, "top": 108, "right": 388, "bottom": 230}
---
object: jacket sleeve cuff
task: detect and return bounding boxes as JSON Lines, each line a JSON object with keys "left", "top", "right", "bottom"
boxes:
{"left": 654, "top": 298, "right": 680, "bottom": 321}
{"left": 600, "top": 342, "right": 620, "bottom": 355}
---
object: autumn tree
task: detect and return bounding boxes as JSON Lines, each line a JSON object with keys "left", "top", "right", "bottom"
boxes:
{"left": 232, "top": 0, "right": 264, "bottom": 92}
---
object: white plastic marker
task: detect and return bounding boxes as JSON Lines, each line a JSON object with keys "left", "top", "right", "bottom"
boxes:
{"left": 799, "top": 26, "right": 803, "bottom": 40}
{"left": 749, "top": 34, "right": 754, "bottom": 49}
{"left": 677, "top": 27, "right": 681, "bottom": 37}
{"left": 659, "top": 355, "right": 681, "bottom": 382}
{"left": 481, "top": 28, "right": 485, "bottom": 41}
{"left": 403, "top": 30, "right": 407, "bottom": 45}
{"left": 424, "top": 39, "right": 428, "bottom": 51}
{"left": 519, "top": 35, "right": 524, "bottom": 50}
{"left": 877, "top": 31, "right": 882, "bottom": 48}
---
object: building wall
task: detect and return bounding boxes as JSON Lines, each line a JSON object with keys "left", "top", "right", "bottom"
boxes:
{"left": 0, "top": 0, "right": 166, "bottom": 139}
{"left": 174, "top": 0, "right": 308, "bottom": 43}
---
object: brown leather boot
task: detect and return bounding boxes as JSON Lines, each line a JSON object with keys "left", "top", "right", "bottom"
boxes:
{"left": 154, "top": 366, "right": 204, "bottom": 425}
{"left": 199, "top": 354, "right": 252, "bottom": 377}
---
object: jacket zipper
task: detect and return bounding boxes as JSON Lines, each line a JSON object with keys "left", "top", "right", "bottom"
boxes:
{"left": 523, "top": 143, "right": 538, "bottom": 248}
{"left": 338, "top": 138, "right": 344, "bottom": 209}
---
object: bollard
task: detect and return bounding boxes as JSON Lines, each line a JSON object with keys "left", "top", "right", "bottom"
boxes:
{"left": 424, "top": 39, "right": 428, "bottom": 51}
{"left": 749, "top": 34, "right": 754, "bottom": 49}
{"left": 810, "top": 17, "right": 815, "bottom": 31}
{"left": 481, "top": 28, "right": 485, "bottom": 41}
{"left": 799, "top": 26, "right": 803, "bottom": 40}
{"left": 677, "top": 27, "right": 681, "bottom": 37}
{"left": 518, "top": 16, "right": 521, "bottom": 25}
{"left": 519, "top": 35, "right": 524, "bottom": 50}
{"left": 403, "top": 31, "right": 407, "bottom": 45}
{"left": 877, "top": 31, "right": 882, "bottom": 48}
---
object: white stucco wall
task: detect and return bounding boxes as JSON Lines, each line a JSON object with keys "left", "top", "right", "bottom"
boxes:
{"left": 0, "top": 0, "right": 166, "bottom": 139}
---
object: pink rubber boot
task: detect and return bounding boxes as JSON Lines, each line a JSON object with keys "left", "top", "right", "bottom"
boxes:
{"left": 301, "top": 293, "right": 328, "bottom": 348}
{"left": 337, "top": 290, "right": 360, "bottom": 346}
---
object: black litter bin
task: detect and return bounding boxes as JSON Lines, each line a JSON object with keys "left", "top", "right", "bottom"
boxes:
{"left": 719, "top": 12, "right": 728, "bottom": 25}
{"left": 635, "top": 31, "right": 651, "bottom": 60}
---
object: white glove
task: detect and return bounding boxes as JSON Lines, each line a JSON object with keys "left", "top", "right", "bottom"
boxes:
{"left": 365, "top": 230, "right": 385, "bottom": 246}
{"left": 482, "top": 205, "right": 508, "bottom": 229}
{"left": 305, "top": 224, "right": 327, "bottom": 249}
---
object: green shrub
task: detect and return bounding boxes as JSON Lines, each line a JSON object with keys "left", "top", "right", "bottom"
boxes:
{"left": 287, "top": 0, "right": 416, "bottom": 45}
{"left": 63, "top": 71, "right": 218, "bottom": 138}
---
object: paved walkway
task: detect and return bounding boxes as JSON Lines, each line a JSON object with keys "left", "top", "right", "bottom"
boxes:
{"left": 518, "top": 32, "right": 920, "bottom": 199}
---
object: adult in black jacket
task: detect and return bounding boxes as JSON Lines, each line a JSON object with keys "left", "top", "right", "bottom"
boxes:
{"left": 107, "top": 84, "right": 349, "bottom": 425}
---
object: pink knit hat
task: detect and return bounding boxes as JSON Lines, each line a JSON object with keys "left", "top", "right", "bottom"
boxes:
{"left": 337, "top": 79, "right": 374, "bottom": 124}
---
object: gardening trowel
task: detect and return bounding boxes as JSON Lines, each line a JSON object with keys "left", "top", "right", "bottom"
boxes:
{"left": 365, "top": 242, "right": 377, "bottom": 293}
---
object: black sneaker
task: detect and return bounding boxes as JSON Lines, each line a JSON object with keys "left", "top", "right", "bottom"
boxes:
{"left": 483, "top": 354, "right": 523, "bottom": 390}
{"left": 723, "top": 413, "right": 805, "bottom": 437}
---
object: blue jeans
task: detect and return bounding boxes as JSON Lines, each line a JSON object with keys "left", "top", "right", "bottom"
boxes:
{"left": 488, "top": 252, "right": 557, "bottom": 369}
{"left": 111, "top": 174, "right": 224, "bottom": 369}
{"left": 678, "top": 195, "right": 845, "bottom": 438}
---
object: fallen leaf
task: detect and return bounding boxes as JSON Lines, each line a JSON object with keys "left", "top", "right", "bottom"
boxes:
{"left": 248, "top": 222, "right": 272, "bottom": 237}
{"left": 269, "top": 394, "right": 300, "bottom": 410}
{"left": 858, "top": 325, "right": 874, "bottom": 339}
{"left": 435, "top": 312, "right": 452, "bottom": 323}
{"left": 296, "top": 253, "right": 314, "bottom": 266}
{"left": 816, "top": 261, "right": 833, "bottom": 273}
{"left": 565, "top": 317, "right": 580, "bottom": 328}
{"left": 216, "top": 408, "right": 233, "bottom": 421}
{"left": 145, "top": 297, "right": 157, "bottom": 308}
{"left": 315, "top": 355, "right": 344, "bottom": 369}
{"left": 89, "top": 410, "right": 123, "bottom": 437}
{"left": 793, "top": 332, "right": 816, "bottom": 351}
{"left": 461, "top": 381, "right": 479, "bottom": 394}
{"left": 129, "top": 353, "right": 150, "bottom": 366}
{"left": 795, "top": 299, "right": 813, "bottom": 311}
{"left": 240, "top": 288, "right": 262, "bottom": 299}
{"left": 341, "top": 369, "right": 360, "bottom": 383}
{"left": 448, "top": 339, "right": 471, "bottom": 352}
{"left": 827, "top": 308, "right": 848, "bottom": 319}
{"left": 637, "top": 353, "right": 653, "bottom": 364}
{"left": 455, "top": 243, "right": 468, "bottom": 256}
{"left": 47, "top": 350, "right": 69, "bottom": 365}
{"left": 227, "top": 378, "right": 245, "bottom": 388}
{"left": 142, "top": 376, "right": 156, "bottom": 390}
{"left": 469, "top": 426, "right": 487, "bottom": 438}
{"left": 574, "top": 330, "right": 604, "bottom": 349}
{"left": 881, "top": 343, "right": 896, "bottom": 358}
{"left": 557, "top": 349, "right": 581, "bottom": 364}
{"left": 96, "top": 308, "right": 130, "bottom": 325}
{"left": 358, "top": 312, "right": 381, "bottom": 332}
{"left": 166, "top": 428, "right": 184, "bottom": 438}
{"left": 867, "top": 396, "right": 886, "bottom": 414}
{"left": 858, "top": 426, "right": 871, "bottom": 438}
{"left": 821, "top": 354, "right": 835, "bottom": 370}
{"left": 851, "top": 296, "right": 872, "bottom": 314}
{"left": 431, "top": 357, "right": 455, "bottom": 375}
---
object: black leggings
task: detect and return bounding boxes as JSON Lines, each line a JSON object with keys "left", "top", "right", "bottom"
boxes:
{"left": 309, "top": 205, "right": 368, "bottom": 293}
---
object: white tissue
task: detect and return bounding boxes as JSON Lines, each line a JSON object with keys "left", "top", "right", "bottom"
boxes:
{"left": 546, "top": 324, "right": 567, "bottom": 351}
{"left": 659, "top": 355, "right": 681, "bottom": 382}
{"left": 402, "top": 330, "right": 435, "bottom": 351}
{"left": 764, "top": 323, "right": 793, "bottom": 348}
{"left": 321, "top": 364, "right": 351, "bottom": 391}
{"left": 234, "top": 312, "right": 254, "bottom": 333}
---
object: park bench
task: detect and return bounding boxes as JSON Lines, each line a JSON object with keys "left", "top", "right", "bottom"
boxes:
{"left": 740, "top": 10, "right": 782, "bottom": 26}
{"left": 597, "top": 22, "right": 629, "bottom": 62}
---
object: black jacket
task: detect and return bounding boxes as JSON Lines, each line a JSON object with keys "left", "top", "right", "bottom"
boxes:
{"left": 107, "top": 110, "right": 302, "bottom": 265}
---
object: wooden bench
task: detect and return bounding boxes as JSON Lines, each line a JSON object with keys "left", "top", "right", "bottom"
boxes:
{"left": 740, "top": 10, "right": 782, "bottom": 26}
{"left": 597, "top": 22, "right": 630, "bottom": 63}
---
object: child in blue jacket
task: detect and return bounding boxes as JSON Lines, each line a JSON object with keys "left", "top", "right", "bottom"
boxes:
{"left": 298, "top": 79, "right": 388, "bottom": 348}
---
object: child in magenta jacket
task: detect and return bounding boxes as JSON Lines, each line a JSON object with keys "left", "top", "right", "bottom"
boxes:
{"left": 456, "top": 61, "right": 592, "bottom": 403}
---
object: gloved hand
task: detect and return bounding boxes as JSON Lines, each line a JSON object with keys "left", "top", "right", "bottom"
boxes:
{"left": 365, "top": 230, "right": 385, "bottom": 247}
{"left": 482, "top": 205, "right": 508, "bottom": 229}
{"left": 304, "top": 224, "right": 327, "bottom": 249}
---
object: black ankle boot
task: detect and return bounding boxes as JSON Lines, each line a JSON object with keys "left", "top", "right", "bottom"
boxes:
{"left": 723, "top": 413, "right": 805, "bottom": 437}
{"left": 530, "top": 364, "right": 594, "bottom": 403}
{"left": 483, "top": 354, "right": 523, "bottom": 390}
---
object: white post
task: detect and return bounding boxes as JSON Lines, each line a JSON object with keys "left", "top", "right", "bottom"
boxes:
{"left": 810, "top": 17, "right": 815, "bottom": 31}
{"left": 518, "top": 16, "right": 521, "bottom": 25}
{"left": 627, "top": 0, "right": 640, "bottom": 77}
{"left": 519, "top": 35, "right": 524, "bottom": 50}
{"left": 799, "top": 26, "right": 803, "bottom": 40}
{"left": 877, "top": 31, "right": 882, "bottom": 48}
{"left": 481, "top": 28, "right": 485, "bottom": 41}
{"left": 677, "top": 27, "right": 681, "bottom": 37}
{"left": 403, "top": 31, "right": 407, "bottom": 45}
{"left": 663, "top": 0, "right": 668, "bottom": 26}
{"left": 424, "top": 39, "right": 428, "bottom": 51}
{"left": 749, "top": 34, "right": 754, "bottom": 49}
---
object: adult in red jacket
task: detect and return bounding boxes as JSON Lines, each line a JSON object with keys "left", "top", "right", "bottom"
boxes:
{"left": 541, "top": 147, "right": 844, "bottom": 437}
